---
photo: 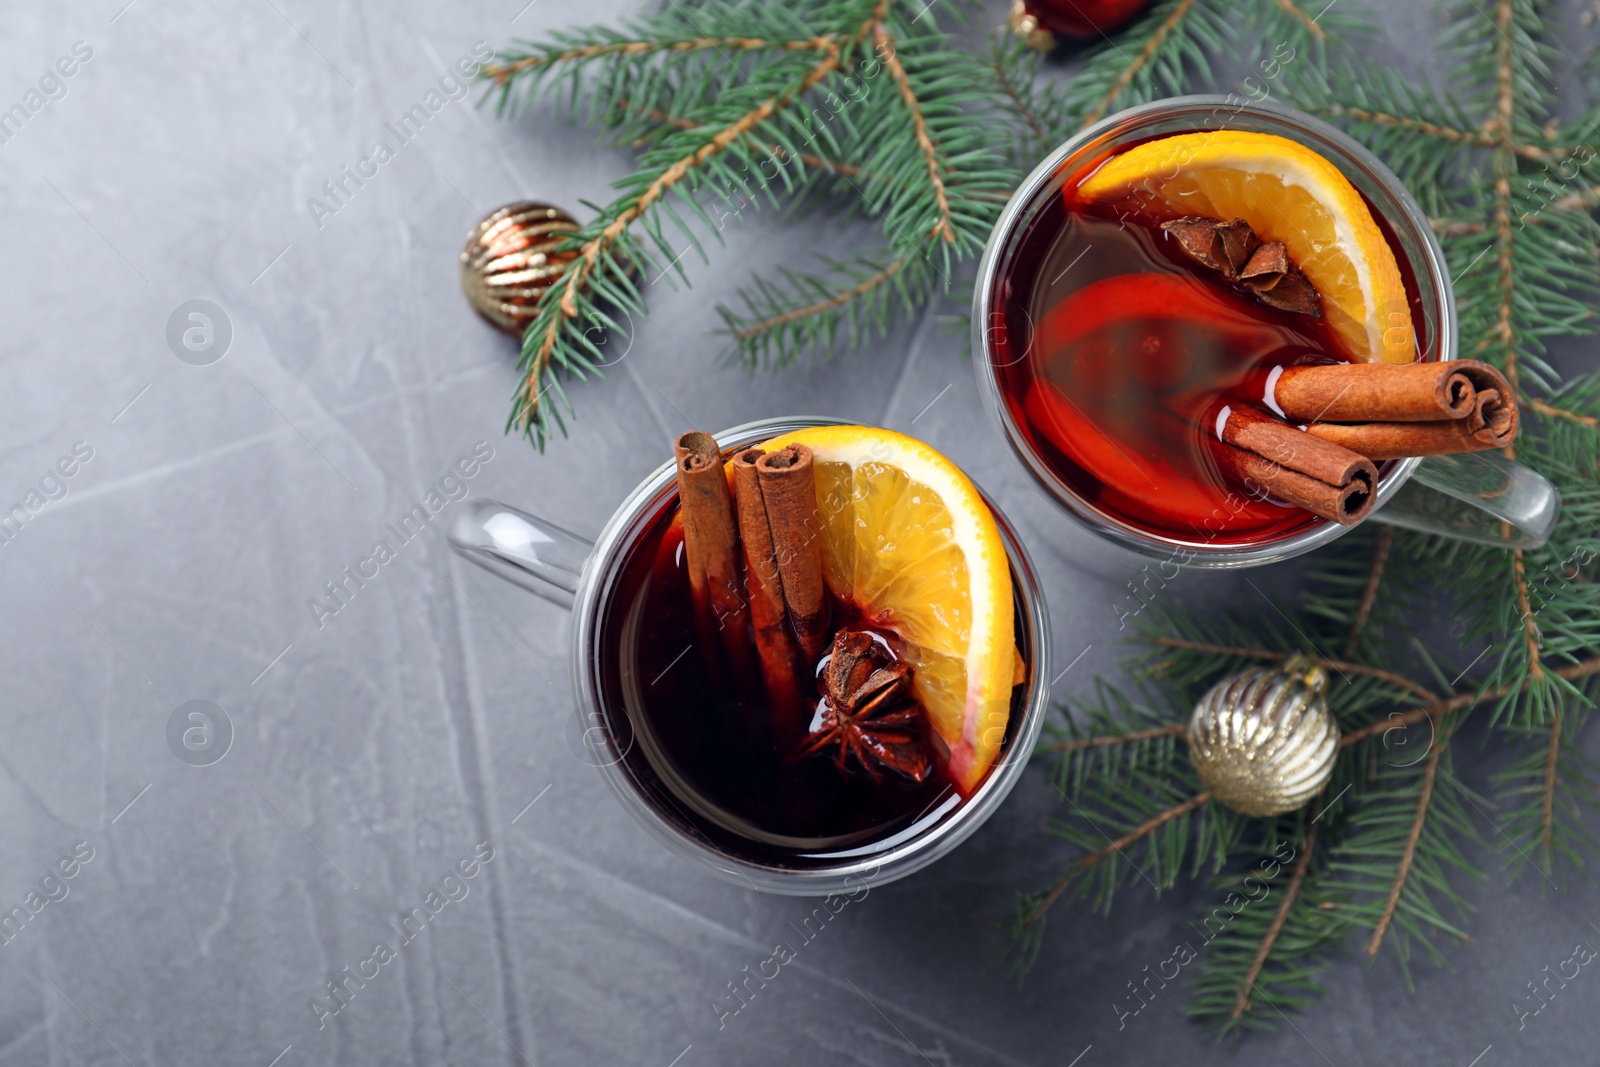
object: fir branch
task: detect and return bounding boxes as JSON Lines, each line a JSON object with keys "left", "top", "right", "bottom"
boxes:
{"left": 1339, "top": 654, "right": 1600, "bottom": 746}
{"left": 625, "top": 101, "right": 864, "bottom": 176}
{"left": 482, "top": 33, "right": 834, "bottom": 85}
{"left": 1146, "top": 636, "right": 1440, "bottom": 706}
{"left": 1344, "top": 527, "right": 1393, "bottom": 658}
{"left": 721, "top": 11, "right": 1015, "bottom": 367}
{"left": 1340, "top": 706, "right": 1440, "bottom": 748}
{"left": 1232, "top": 818, "right": 1318, "bottom": 1019}
{"left": 1488, "top": 0, "right": 1522, "bottom": 398}
{"left": 520, "top": 49, "right": 845, "bottom": 420}
{"left": 1541, "top": 706, "right": 1561, "bottom": 854}
{"left": 718, "top": 250, "right": 938, "bottom": 367}
{"left": 847, "top": 13, "right": 1016, "bottom": 268}
{"left": 1270, "top": 0, "right": 1325, "bottom": 42}
{"left": 1529, "top": 397, "right": 1600, "bottom": 428}
{"left": 1189, "top": 837, "right": 1347, "bottom": 1031}
{"left": 989, "top": 46, "right": 1047, "bottom": 144}
{"left": 1026, "top": 791, "right": 1212, "bottom": 927}
{"left": 1006, "top": 0, "right": 1225, "bottom": 148}
{"left": 1304, "top": 527, "right": 1429, "bottom": 664}
{"left": 1311, "top": 103, "right": 1568, "bottom": 161}
{"left": 1312, "top": 102, "right": 1481, "bottom": 143}
{"left": 1512, "top": 549, "right": 1544, "bottom": 681}
{"left": 733, "top": 252, "right": 907, "bottom": 340}
{"left": 1324, "top": 743, "right": 1479, "bottom": 977}
{"left": 1043, "top": 680, "right": 1195, "bottom": 801}
{"left": 1366, "top": 738, "right": 1443, "bottom": 957}
{"left": 1554, "top": 184, "right": 1600, "bottom": 210}
{"left": 506, "top": 4, "right": 897, "bottom": 440}
{"left": 984, "top": 33, "right": 1072, "bottom": 170}
{"left": 1074, "top": 791, "right": 1215, "bottom": 877}
{"left": 1494, "top": 703, "right": 1600, "bottom": 881}
{"left": 1046, "top": 723, "right": 1186, "bottom": 752}
{"left": 874, "top": 23, "right": 954, "bottom": 243}
{"left": 1080, "top": 0, "right": 1195, "bottom": 130}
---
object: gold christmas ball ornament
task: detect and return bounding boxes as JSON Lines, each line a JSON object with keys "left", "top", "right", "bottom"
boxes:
{"left": 460, "top": 201, "right": 582, "bottom": 338}
{"left": 1186, "top": 657, "right": 1340, "bottom": 817}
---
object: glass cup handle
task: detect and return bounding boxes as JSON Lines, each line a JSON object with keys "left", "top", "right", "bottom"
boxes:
{"left": 448, "top": 499, "right": 594, "bottom": 609}
{"left": 1370, "top": 451, "right": 1561, "bottom": 550}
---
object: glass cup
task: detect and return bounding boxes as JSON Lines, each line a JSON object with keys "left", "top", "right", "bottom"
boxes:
{"left": 973, "top": 95, "right": 1560, "bottom": 568}
{"left": 448, "top": 417, "right": 1053, "bottom": 895}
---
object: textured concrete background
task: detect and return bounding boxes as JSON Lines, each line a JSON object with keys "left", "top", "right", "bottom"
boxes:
{"left": 1, "top": 0, "right": 1597, "bottom": 1064}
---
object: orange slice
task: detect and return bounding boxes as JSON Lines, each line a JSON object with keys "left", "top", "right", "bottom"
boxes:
{"left": 755, "top": 426, "right": 1015, "bottom": 793}
{"left": 1077, "top": 130, "right": 1415, "bottom": 364}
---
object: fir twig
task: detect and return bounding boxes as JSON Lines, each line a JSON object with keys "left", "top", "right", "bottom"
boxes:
{"left": 1026, "top": 791, "right": 1212, "bottom": 927}
{"left": 990, "top": 47, "right": 1047, "bottom": 143}
{"left": 1541, "top": 705, "right": 1561, "bottom": 854}
{"left": 731, "top": 252, "right": 908, "bottom": 341}
{"left": 625, "top": 101, "right": 864, "bottom": 176}
{"left": 1271, "top": 0, "right": 1326, "bottom": 42}
{"left": 1147, "top": 636, "right": 1440, "bottom": 705}
{"left": 1512, "top": 549, "right": 1544, "bottom": 681}
{"left": 1496, "top": 701, "right": 1600, "bottom": 881}
{"left": 1339, "top": 654, "right": 1600, "bottom": 746}
{"left": 874, "top": 23, "right": 955, "bottom": 243}
{"left": 1080, "top": 0, "right": 1195, "bottom": 129}
{"left": 1366, "top": 738, "right": 1444, "bottom": 957}
{"left": 1528, "top": 398, "right": 1600, "bottom": 428}
{"left": 482, "top": 34, "right": 834, "bottom": 85}
{"left": 1554, "top": 184, "right": 1600, "bottom": 210}
{"left": 1483, "top": 0, "right": 1526, "bottom": 421}
{"left": 1046, "top": 723, "right": 1187, "bottom": 752}
{"left": 498, "top": 2, "right": 908, "bottom": 440}
{"left": 1232, "top": 818, "right": 1318, "bottom": 1019}
{"left": 519, "top": 38, "right": 849, "bottom": 424}
{"left": 1313, "top": 103, "right": 1564, "bottom": 161}
{"left": 1344, "top": 526, "right": 1393, "bottom": 658}
{"left": 1431, "top": 217, "right": 1488, "bottom": 236}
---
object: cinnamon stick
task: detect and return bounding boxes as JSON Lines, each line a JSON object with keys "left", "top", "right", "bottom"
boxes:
{"left": 674, "top": 431, "right": 752, "bottom": 676}
{"left": 1212, "top": 440, "right": 1377, "bottom": 525}
{"left": 1250, "top": 359, "right": 1509, "bottom": 423}
{"left": 1304, "top": 397, "right": 1518, "bottom": 459}
{"left": 755, "top": 444, "right": 830, "bottom": 663}
{"left": 1213, "top": 404, "right": 1378, "bottom": 489}
{"left": 731, "top": 448, "right": 806, "bottom": 746}
{"left": 1467, "top": 388, "right": 1518, "bottom": 439}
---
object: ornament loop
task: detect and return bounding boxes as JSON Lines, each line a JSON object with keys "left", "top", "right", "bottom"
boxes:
{"left": 1283, "top": 654, "right": 1328, "bottom": 695}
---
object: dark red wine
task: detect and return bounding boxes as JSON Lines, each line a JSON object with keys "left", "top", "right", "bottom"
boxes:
{"left": 989, "top": 148, "right": 1428, "bottom": 543}
{"left": 594, "top": 501, "right": 1029, "bottom": 868}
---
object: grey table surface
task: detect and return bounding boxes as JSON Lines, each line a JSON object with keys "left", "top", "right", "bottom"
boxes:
{"left": 2, "top": 0, "right": 1598, "bottom": 1064}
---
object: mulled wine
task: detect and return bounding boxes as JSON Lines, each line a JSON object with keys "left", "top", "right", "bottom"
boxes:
{"left": 987, "top": 132, "right": 1432, "bottom": 544}
{"left": 595, "top": 498, "right": 1031, "bottom": 868}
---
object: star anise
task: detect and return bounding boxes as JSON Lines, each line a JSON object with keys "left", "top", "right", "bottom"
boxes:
{"left": 793, "top": 631, "right": 932, "bottom": 783}
{"left": 1161, "top": 216, "right": 1322, "bottom": 318}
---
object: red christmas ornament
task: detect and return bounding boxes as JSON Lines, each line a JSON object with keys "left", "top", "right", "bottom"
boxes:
{"left": 1009, "top": 0, "right": 1151, "bottom": 49}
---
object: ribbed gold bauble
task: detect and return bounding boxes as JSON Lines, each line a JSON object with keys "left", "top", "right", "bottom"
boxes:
{"left": 1187, "top": 657, "right": 1339, "bottom": 817}
{"left": 460, "top": 201, "right": 581, "bottom": 337}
